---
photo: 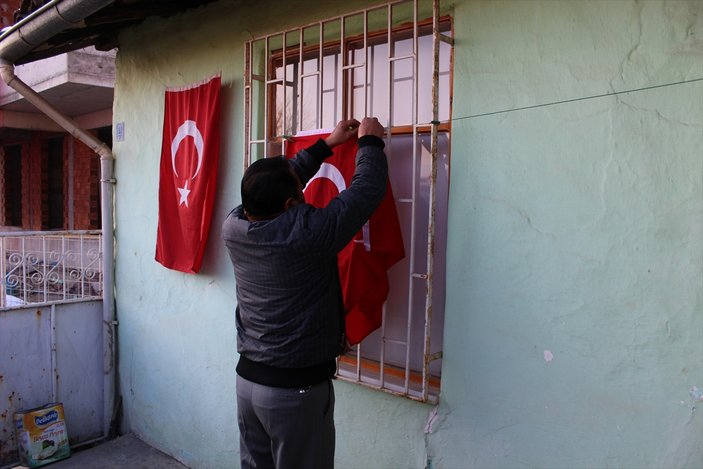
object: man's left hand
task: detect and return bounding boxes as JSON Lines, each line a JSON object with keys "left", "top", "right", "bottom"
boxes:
{"left": 325, "top": 119, "right": 360, "bottom": 149}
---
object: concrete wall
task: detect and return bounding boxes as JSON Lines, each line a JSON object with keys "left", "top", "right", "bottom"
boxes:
{"left": 112, "top": 1, "right": 703, "bottom": 468}
{"left": 435, "top": 1, "right": 703, "bottom": 467}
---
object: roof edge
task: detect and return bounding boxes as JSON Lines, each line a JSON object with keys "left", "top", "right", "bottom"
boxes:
{"left": 0, "top": 0, "right": 115, "bottom": 64}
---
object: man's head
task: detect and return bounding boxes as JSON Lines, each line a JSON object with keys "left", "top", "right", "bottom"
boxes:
{"left": 241, "top": 156, "right": 303, "bottom": 220}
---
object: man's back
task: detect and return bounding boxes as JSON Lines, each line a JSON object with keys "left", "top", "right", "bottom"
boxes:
{"left": 223, "top": 202, "right": 344, "bottom": 368}
{"left": 222, "top": 134, "right": 388, "bottom": 370}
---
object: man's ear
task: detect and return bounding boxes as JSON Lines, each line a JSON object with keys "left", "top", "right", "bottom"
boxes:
{"left": 283, "top": 197, "right": 299, "bottom": 211}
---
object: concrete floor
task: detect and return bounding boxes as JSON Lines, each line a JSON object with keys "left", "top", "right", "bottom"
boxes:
{"left": 12, "top": 434, "right": 189, "bottom": 469}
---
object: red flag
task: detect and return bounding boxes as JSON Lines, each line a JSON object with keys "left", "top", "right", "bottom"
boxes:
{"left": 155, "top": 75, "right": 221, "bottom": 273}
{"left": 286, "top": 133, "right": 405, "bottom": 344}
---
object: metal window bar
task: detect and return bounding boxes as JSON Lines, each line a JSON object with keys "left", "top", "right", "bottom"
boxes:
{"left": 281, "top": 44, "right": 289, "bottom": 156}
{"left": 422, "top": 0, "right": 441, "bottom": 402}
{"left": 243, "top": 40, "right": 251, "bottom": 168}
{"left": 250, "top": 38, "right": 266, "bottom": 158}
{"left": 243, "top": 0, "right": 446, "bottom": 403}
{"left": 353, "top": 6, "right": 371, "bottom": 389}
{"left": 403, "top": 0, "right": 421, "bottom": 396}
{"left": 267, "top": 36, "right": 274, "bottom": 157}
{"left": 341, "top": 15, "right": 347, "bottom": 120}
{"left": 293, "top": 50, "right": 301, "bottom": 136}
{"left": 317, "top": 24, "right": 323, "bottom": 130}
{"left": 297, "top": 27, "right": 307, "bottom": 135}
{"left": 383, "top": 1, "right": 397, "bottom": 392}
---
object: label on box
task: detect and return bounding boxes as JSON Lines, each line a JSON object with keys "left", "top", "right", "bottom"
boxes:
{"left": 13, "top": 403, "right": 70, "bottom": 468}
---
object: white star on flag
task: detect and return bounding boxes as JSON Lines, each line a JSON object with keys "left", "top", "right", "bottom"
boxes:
{"left": 178, "top": 180, "right": 191, "bottom": 207}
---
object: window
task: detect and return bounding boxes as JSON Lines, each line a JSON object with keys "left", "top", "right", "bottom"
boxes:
{"left": 45, "top": 137, "right": 64, "bottom": 230}
{"left": 244, "top": 0, "right": 453, "bottom": 403}
{"left": 2, "top": 145, "right": 22, "bottom": 227}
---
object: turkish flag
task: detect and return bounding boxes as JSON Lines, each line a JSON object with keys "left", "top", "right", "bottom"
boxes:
{"left": 286, "top": 133, "right": 405, "bottom": 344}
{"left": 155, "top": 75, "right": 221, "bottom": 273}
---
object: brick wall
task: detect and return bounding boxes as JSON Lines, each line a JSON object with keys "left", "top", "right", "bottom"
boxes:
{"left": 3, "top": 130, "right": 104, "bottom": 231}
{"left": 89, "top": 146, "right": 101, "bottom": 229}
{"left": 23, "top": 137, "right": 44, "bottom": 230}
{"left": 0, "top": 145, "right": 24, "bottom": 228}
{"left": 70, "top": 135, "right": 102, "bottom": 230}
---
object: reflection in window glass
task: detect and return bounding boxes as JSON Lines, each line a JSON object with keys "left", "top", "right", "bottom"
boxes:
{"left": 273, "top": 23, "right": 451, "bottom": 135}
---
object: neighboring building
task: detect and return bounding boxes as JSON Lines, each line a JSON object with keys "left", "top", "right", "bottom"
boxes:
{"left": 0, "top": 49, "right": 113, "bottom": 231}
{"left": 0, "top": 0, "right": 113, "bottom": 231}
{"left": 0, "top": 1, "right": 701, "bottom": 468}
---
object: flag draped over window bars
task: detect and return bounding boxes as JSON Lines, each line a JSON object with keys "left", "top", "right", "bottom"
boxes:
{"left": 286, "top": 132, "right": 405, "bottom": 345}
{"left": 155, "top": 75, "right": 221, "bottom": 273}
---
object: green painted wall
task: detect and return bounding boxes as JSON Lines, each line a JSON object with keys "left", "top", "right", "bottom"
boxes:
{"left": 112, "top": 1, "right": 702, "bottom": 467}
{"left": 436, "top": 1, "right": 702, "bottom": 467}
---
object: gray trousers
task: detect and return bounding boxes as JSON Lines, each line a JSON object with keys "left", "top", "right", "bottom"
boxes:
{"left": 236, "top": 375, "right": 335, "bottom": 469}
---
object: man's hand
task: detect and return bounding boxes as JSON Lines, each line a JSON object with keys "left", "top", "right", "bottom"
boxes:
{"left": 325, "top": 119, "right": 360, "bottom": 149}
{"left": 358, "top": 117, "right": 384, "bottom": 139}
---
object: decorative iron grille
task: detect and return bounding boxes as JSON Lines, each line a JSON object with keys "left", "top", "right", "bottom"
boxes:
{"left": 0, "top": 231, "right": 103, "bottom": 308}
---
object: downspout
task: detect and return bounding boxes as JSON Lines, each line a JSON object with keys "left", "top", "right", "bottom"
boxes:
{"left": 0, "top": 0, "right": 114, "bottom": 61}
{"left": 0, "top": 61, "right": 117, "bottom": 439}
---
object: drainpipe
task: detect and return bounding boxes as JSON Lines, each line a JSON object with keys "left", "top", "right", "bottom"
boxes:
{"left": 0, "top": 0, "right": 114, "bottom": 62}
{"left": 0, "top": 61, "right": 117, "bottom": 439}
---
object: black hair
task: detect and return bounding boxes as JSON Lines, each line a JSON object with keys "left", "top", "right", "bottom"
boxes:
{"left": 241, "top": 156, "right": 300, "bottom": 218}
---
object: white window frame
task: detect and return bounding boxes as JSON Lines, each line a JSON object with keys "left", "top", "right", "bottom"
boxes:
{"left": 243, "top": 0, "right": 453, "bottom": 404}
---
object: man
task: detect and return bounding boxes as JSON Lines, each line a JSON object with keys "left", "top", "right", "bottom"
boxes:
{"left": 222, "top": 117, "right": 388, "bottom": 469}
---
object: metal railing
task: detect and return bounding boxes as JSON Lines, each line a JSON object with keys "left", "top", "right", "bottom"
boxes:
{"left": 0, "top": 230, "right": 103, "bottom": 308}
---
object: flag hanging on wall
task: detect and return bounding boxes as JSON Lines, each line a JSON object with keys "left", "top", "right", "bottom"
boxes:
{"left": 155, "top": 75, "right": 221, "bottom": 273}
{"left": 286, "top": 132, "right": 405, "bottom": 345}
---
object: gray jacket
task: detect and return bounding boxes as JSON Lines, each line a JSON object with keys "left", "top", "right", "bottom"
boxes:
{"left": 222, "top": 137, "right": 388, "bottom": 368}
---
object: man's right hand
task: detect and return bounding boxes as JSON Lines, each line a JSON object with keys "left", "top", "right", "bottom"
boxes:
{"left": 358, "top": 117, "right": 385, "bottom": 139}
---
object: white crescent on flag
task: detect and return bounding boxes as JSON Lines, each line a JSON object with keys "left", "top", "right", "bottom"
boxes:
{"left": 305, "top": 162, "right": 371, "bottom": 251}
{"left": 304, "top": 162, "right": 346, "bottom": 193}
{"left": 171, "top": 119, "right": 205, "bottom": 207}
{"left": 171, "top": 120, "right": 205, "bottom": 179}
